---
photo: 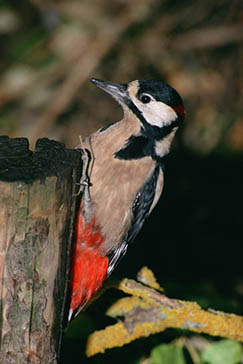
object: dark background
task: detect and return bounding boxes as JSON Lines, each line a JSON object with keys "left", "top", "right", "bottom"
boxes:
{"left": 0, "top": 1, "right": 242, "bottom": 362}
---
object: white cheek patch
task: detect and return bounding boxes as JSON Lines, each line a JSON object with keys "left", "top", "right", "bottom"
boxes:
{"left": 132, "top": 98, "right": 177, "bottom": 127}
{"left": 155, "top": 127, "right": 178, "bottom": 157}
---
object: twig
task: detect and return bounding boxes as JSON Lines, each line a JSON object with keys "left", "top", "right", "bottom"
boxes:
{"left": 86, "top": 267, "right": 243, "bottom": 357}
{"left": 169, "top": 24, "right": 243, "bottom": 51}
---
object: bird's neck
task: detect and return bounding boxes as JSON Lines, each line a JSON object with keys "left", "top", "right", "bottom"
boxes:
{"left": 115, "top": 133, "right": 153, "bottom": 159}
{"left": 114, "top": 109, "right": 178, "bottom": 165}
{"left": 115, "top": 130, "right": 174, "bottom": 166}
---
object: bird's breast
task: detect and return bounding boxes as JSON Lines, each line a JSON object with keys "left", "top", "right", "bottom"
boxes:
{"left": 88, "top": 153, "right": 161, "bottom": 255}
{"left": 81, "top": 116, "right": 164, "bottom": 255}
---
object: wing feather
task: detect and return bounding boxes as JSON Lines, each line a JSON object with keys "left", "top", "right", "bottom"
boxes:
{"left": 107, "top": 164, "right": 160, "bottom": 276}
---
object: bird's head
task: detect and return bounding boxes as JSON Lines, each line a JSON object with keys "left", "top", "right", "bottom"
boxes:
{"left": 91, "top": 78, "right": 184, "bottom": 127}
{"left": 90, "top": 78, "right": 185, "bottom": 161}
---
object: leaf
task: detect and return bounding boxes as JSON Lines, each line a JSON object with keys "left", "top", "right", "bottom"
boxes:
{"left": 201, "top": 339, "right": 242, "bottom": 364}
{"left": 150, "top": 344, "right": 186, "bottom": 364}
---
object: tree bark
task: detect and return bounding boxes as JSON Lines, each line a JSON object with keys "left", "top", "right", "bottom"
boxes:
{"left": 0, "top": 136, "right": 82, "bottom": 363}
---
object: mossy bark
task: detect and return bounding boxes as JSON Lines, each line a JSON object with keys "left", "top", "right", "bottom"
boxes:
{"left": 0, "top": 137, "right": 82, "bottom": 363}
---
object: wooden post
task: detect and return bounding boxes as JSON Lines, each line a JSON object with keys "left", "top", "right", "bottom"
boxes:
{"left": 0, "top": 136, "right": 82, "bottom": 363}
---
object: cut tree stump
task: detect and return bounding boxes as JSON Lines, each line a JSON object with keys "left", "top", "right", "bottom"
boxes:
{"left": 0, "top": 136, "right": 82, "bottom": 364}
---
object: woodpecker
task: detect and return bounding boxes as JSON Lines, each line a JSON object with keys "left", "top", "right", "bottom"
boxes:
{"left": 69, "top": 78, "right": 185, "bottom": 320}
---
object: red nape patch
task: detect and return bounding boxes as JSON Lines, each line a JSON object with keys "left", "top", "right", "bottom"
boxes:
{"left": 69, "top": 209, "right": 108, "bottom": 315}
{"left": 173, "top": 104, "right": 185, "bottom": 118}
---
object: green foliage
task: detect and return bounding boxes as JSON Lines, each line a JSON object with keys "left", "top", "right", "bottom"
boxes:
{"left": 150, "top": 344, "right": 186, "bottom": 364}
{"left": 148, "top": 339, "right": 243, "bottom": 364}
{"left": 201, "top": 339, "right": 242, "bottom": 364}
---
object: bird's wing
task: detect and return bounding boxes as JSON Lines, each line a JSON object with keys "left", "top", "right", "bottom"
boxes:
{"left": 107, "top": 164, "right": 160, "bottom": 277}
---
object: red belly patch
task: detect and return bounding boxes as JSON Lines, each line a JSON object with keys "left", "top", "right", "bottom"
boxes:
{"left": 69, "top": 209, "right": 108, "bottom": 318}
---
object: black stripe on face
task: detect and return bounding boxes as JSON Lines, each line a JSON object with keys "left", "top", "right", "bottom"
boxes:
{"left": 115, "top": 97, "right": 180, "bottom": 162}
{"left": 125, "top": 98, "right": 147, "bottom": 125}
{"left": 125, "top": 98, "right": 180, "bottom": 140}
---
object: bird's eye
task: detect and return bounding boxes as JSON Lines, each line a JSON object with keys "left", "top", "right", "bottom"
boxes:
{"left": 140, "top": 94, "right": 152, "bottom": 104}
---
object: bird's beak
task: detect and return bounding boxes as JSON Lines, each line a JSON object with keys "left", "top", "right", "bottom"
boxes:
{"left": 90, "top": 78, "right": 128, "bottom": 104}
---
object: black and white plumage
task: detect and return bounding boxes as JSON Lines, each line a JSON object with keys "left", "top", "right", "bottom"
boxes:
{"left": 80, "top": 78, "right": 185, "bottom": 276}
{"left": 70, "top": 78, "right": 184, "bottom": 318}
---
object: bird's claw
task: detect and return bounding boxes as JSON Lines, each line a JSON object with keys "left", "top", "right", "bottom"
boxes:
{"left": 73, "top": 147, "right": 92, "bottom": 197}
